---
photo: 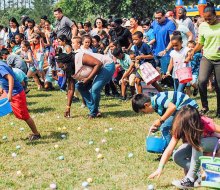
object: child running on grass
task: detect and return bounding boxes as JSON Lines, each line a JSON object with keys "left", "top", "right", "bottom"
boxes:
{"left": 132, "top": 31, "right": 162, "bottom": 93}
{"left": 0, "top": 61, "right": 41, "bottom": 141}
{"left": 148, "top": 105, "right": 220, "bottom": 189}
{"left": 132, "top": 91, "right": 198, "bottom": 146}
{"left": 164, "top": 33, "right": 191, "bottom": 92}
{"left": 185, "top": 40, "right": 202, "bottom": 96}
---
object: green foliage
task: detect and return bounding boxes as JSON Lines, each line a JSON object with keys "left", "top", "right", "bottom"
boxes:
{"left": 0, "top": 8, "right": 30, "bottom": 26}
{"left": 0, "top": 0, "right": 219, "bottom": 26}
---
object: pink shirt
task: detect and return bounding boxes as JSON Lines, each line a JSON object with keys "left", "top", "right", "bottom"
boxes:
{"left": 201, "top": 116, "right": 215, "bottom": 137}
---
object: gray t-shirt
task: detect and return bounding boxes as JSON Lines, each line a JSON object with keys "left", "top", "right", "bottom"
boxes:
{"left": 178, "top": 17, "right": 195, "bottom": 40}
{"left": 54, "top": 16, "right": 74, "bottom": 40}
{"left": 7, "top": 54, "right": 28, "bottom": 74}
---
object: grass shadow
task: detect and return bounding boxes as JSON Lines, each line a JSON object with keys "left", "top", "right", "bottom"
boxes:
{"left": 27, "top": 101, "right": 37, "bottom": 106}
{"left": 27, "top": 93, "right": 52, "bottom": 98}
{"left": 29, "top": 107, "right": 55, "bottom": 113}
{"left": 25, "top": 132, "right": 69, "bottom": 145}
{"left": 106, "top": 110, "right": 137, "bottom": 118}
{"left": 102, "top": 103, "right": 120, "bottom": 108}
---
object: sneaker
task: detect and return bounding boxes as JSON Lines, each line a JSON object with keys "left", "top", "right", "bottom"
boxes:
{"left": 119, "top": 96, "right": 127, "bottom": 101}
{"left": 199, "top": 108, "right": 209, "bottom": 115}
{"left": 172, "top": 177, "right": 194, "bottom": 189}
{"left": 29, "top": 134, "right": 41, "bottom": 141}
{"left": 72, "top": 96, "right": 80, "bottom": 103}
{"left": 193, "top": 88, "right": 199, "bottom": 96}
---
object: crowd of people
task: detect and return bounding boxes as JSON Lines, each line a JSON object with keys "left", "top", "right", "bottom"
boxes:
{"left": 0, "top": 3, "right": 220, "bottom": 189}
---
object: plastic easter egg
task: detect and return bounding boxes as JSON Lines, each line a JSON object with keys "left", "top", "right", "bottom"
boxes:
{"left": 82, "top": 181, "right": 89, "bottom": 187}
{"left": 12, "top": 153, "right": 17, "bottom": 157}
{"left": 58, "top": 155, "right": 64, "bottom": 160}
{"left": 50, "top": 183, "right": 57, "bottom": 189}
{"left": 128, "top": 153, "right": 133, "bottom": 158}
{"left": 95, "top": 148, "right": 100, "bottom": 153}
{"left": 97, "top": 153, "right": 104, "bottom": 159}
{"left": 87, "top": 177, "right": 93, "bottom": 183}
{"left": 2, "top": 136, "right": 7, "bottom": 140}
{"left": 16, "top": 145, "right": 21, "bottom": 150}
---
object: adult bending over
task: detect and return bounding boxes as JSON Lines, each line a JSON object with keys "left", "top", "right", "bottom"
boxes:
{"left": 56, "top": 52, "right": 115, "bottom": 118}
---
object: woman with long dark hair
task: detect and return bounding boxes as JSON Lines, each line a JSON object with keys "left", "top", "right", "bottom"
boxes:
{"left": 8, "top": 17, "right": 23, "bottom": 40}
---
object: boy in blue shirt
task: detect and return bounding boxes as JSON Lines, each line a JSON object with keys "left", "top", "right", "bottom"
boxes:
{"left": 132, "top": 91, "right": 198, "bottom": 146}
{"left": 132, "top": 31, "right": 162, "bottom": 94}
{"left": 185, "top": 40, "right": 202, "bottom": 96}
{"left": 0, "top": 61, "right": 41, "bottom": 141}
{"left": 112, "top": 48, "right": 135, "bottom": 100}
{"left": 142, "top": 19, "right": 155, "bottom": 48}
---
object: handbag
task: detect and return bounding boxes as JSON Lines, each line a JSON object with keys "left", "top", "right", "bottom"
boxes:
{"left": 138, "top": 62, "right": 160, "bottom": 85}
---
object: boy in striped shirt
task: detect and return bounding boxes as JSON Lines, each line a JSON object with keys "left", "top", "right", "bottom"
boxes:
{"left": 132, "top": 91, "right": 198, "bottom": 146}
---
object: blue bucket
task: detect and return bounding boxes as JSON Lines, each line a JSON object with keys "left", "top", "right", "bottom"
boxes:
{"left": 146, "top": 135, "right": 167, "bottom": 153}
{"left": 0, "top": 98, "right": 12, "bottom": 117}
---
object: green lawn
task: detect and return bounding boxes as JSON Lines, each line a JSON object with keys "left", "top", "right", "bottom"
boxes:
{"left": 0, "top": 84, "right": 219, "bottom": 190}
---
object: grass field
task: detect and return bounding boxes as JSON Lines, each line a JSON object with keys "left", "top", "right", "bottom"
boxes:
{"left": 0, "top": 83, "right": 219, "bottom": 190}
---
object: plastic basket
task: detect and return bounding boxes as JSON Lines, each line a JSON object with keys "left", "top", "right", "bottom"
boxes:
{"left": 199, "top": 139, "right": 220, "bottom": 189}
{"left": 0, "top": 98, "right": 12, "bottom": 117}
{"left": 146, "top": 129, "right": 166, "bottom": 153}
{"left": 176, "top": 67, "right": 192, "bottom": 84}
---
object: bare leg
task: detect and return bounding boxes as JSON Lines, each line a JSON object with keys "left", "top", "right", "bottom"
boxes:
{"left": 152, "top": 81, "right": 163, "bottom": 92}
{"left": 135, "top": 78, "right": 142, "bottom": 94}
{"left": 25, "top": 117, "right": 40, "bottom": 135}
{"left": 121, "top": 80, "right": 127, "bottom": 97}
{"left": 185, "top": 86, "right": 191, "bottom": 96}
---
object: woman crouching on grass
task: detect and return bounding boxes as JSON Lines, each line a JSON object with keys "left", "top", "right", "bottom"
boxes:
{"left": 148, "top": 105, "right": 220, "bottom": 189}
{"left": 55, "top": 51, "right": 115, "bottom": 119}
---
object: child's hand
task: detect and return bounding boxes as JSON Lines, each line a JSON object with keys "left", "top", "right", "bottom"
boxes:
{"left": 136, "top": 56, "right": 142, "bottom": 60}
{"left": 153, "top": 119, "right": 162, "bottom": 128}
{"left": 0, "top": 88, "right": 3, "bottom": 95}
{"left": 148, "top": 168, "right": 163, "bottom": 179}
{"left": 7, "top": 93, "right": 12, "bottom": 102}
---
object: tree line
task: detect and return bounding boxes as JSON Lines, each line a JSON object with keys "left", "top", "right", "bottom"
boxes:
{"left": 0, "top": 0, "right": 218, "bottom": 26}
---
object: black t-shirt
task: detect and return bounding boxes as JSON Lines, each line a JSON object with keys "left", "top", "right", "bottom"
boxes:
{"left": 109, "top": 27, "right": 132, "bottom": 48}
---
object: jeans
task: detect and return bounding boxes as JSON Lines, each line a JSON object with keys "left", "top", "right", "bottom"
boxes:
{"left": 173, "top": 78, "right": 186, "bottom": 92}
{"left": 160, "top": 116, "right": 174, "bottom": 147}
{"left": 198, "top": 57, "right": 220, "bottom": 113}
{"left": 155, "top": 55, "right": 170, "bottom": 74}
{"left": 172, "top": 137, "right": 219, "bottom": 180}
{"left": 76, "top": 62, "right": 115, "bottom": 116}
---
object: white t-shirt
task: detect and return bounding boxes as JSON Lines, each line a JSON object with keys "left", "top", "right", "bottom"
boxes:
{"left": 170, "top": 47, "right": 190, "bottom": 78}
{"left": 80, "top": 47, "right": 93, "bottom": 54}
{"left": 0, "top": 29, "right": 5, "bottom": 46}
{"left": 177, "top": 24, "right": 190, "bottom": 47}
{"left": 74, "top": 52, "right": 113, "bottom": 74}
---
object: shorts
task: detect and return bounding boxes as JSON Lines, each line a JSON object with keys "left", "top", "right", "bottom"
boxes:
{"left": 128, "top": 73, "right": 136, "bottom": 86}
{"left": 29, "top": 66, "right": 37, "bottom": 73}
{"left": 11, "top": 90, "right": 30, "bottom": 120}
{"left": 135, "top": 70, "right": 142, "bottom": 79}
